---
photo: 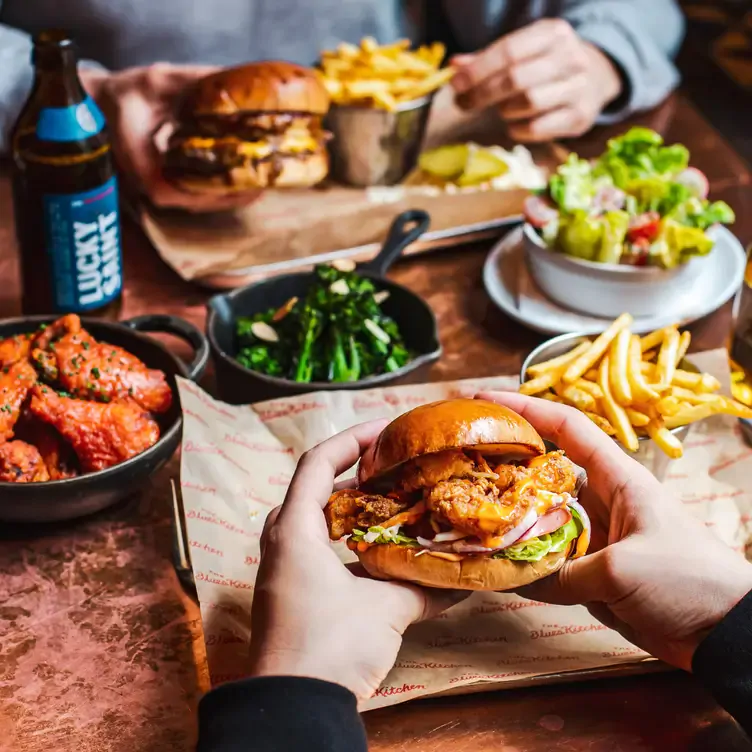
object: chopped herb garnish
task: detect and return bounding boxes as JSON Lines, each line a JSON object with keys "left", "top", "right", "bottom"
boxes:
{"left": 58, "top": 391, "right": 70, "bottom": 398}
{"left": 91, "top": 367, "right": 100, "bottom": 379}
{"left": 39, "top": 324, "right": 47, "bottom": 331}
{"left": 82, "top": 341, "right": 91, "bottom": 350}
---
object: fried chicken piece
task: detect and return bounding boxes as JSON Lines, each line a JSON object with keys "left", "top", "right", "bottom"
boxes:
{"left": 14, "top": 413, "right": 78, "bottom": 480}
{"left": 32, "top": 315, "right": 172, "bottom": 414}
{"left": 492, "top": 463, "right": 526, "bottom": 493}
{"left": 400, "top": 449, "right": 477, "bottom": 493}
{"left": 29, "top": 386, "right": 160, "bottom": 472}
{"left": 0, "top": 440, "right": 50, "bottom": 483}
{"left": 325, "top": 489, "right": 409, "bottom": 540}
{"left": 425, "top": 477, "right": 527, "bottom": 541}
{"left": 0, "top": 334, "right": 32, "bottom": 368}
{"left": 32, "top": 313, "right": 82, "bottom": 350}
{"left": 518, "top": 451, "right": 583, "bottom": 497}
{"left": 0, "top": 360, "right": 37, "bottom": 441}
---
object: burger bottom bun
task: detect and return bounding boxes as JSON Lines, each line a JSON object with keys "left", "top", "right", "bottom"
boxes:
{"left": 357, "top": 543, "right": 573, "bottom": 591}
{"left": 168, "top": 149, "right": 329, "bottom": 193}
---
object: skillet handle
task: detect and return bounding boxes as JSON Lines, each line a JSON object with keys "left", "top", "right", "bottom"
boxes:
{"left": 122, "top": 314, "right": 210, "bottom": 382}
{"left": 358, "top": 209, "right": 430, "bottom": 277}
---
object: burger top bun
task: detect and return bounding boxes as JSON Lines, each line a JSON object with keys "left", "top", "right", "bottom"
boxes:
{"left": 358, "top": 399, "right": 546, "bottom": 488}
{"left": 183, "top": 61, "right": 330, "bottom": 117}
{"left": 358, "top": 541, "right": 572, "bottom": 591}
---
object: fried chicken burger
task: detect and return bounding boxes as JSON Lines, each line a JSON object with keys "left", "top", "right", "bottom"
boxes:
{"left": 164, "top": 61, "right": 331, "bottom": 192}
{"left": 325, "top": 399, "right": 591, "bottom": 591}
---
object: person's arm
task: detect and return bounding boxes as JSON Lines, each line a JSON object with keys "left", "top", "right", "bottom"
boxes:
{"left": 196, "top": 676, "right": 367, "bottom": 752}
{"left": 560, "top": 0, "right": 685, "bottom": 122}
{"left": 0, "top": 11, "right": 108, "bottom": 155}
{"left": 693, "top": 589, "right": 752, "bottom": 737}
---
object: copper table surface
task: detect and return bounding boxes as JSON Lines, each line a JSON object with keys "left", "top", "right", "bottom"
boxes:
{"left": 1, "top": 94, "right": 751, "bottom": 752}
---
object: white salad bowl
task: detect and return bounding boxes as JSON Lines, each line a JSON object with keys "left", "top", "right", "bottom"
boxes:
{"left": 523, "top": 223, "right": 712, "bottom": 319}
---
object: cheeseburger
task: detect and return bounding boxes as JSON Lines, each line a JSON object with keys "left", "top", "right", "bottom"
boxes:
{"left": 164, "top": 61, "right": 331, "bottom": 192}
{"left": 325, "top": 399, "right": 591, "bottom": 591}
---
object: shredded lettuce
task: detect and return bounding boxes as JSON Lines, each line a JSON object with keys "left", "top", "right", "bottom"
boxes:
{"left": 350, "top": 526, "right": 418, "bottom": 547}
{"left": 494, "top": 504, "right": 585, "bottom": 563}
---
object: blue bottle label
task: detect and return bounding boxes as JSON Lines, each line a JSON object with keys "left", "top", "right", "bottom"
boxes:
{"left": 36, "top": 96, "right": 106, "bottom": 142}
{"left": 42, "top": 177, "right": 123, "bottom": 312}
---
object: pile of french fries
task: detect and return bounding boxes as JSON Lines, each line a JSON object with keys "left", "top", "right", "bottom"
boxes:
{"left": 521, "top": 313, "right": 752, "bottom": 459}
{"left": 318, "top": 37, "right": 454, "bottom": 111}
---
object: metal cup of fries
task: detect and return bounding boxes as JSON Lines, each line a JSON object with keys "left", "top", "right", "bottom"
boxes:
{"left": 520, "top": 314, "right": 752, "bottom": 481}
{"left": 318, "top": 37, "right": 454, "bottom": 187}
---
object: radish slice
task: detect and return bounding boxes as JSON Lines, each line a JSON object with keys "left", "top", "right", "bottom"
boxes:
{"left": 520, "top": 506, "right": 572, "bottom": 541}
{"left": 676, "top": 167, "right": 709, "bottom": 199}
{"left": 568, "top": 499, "right": 592, "bottom": 558}
{"left": 524, "top": 195, "right": 558, "bottom": 228}
{"left": 593, "top": 185, "right": 626, "bottom": 212}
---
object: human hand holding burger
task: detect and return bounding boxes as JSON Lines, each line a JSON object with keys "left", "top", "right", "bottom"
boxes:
{"left": 476, "top": 392, "right": 752, "bottom": 672}
{"left": 81, "top": 60, "right": 329, "bottom": 212}
{"left": 248, "top": 419, "right": 466, "bottom": 703}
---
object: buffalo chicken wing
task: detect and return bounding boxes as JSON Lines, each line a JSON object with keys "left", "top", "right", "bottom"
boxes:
{"left": 29, "top": 386, "right": 160, "bottom": 472}
{"left": 0, "top": 440, "right": 50, "bottom": 482}
{"left": 31, "top": 314, "right": 172, "bottom": 413}
{"left": 0, "top": 360, "right": 37, "bottom": 441}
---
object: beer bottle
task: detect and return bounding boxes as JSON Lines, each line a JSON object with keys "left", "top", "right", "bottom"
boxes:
{"left": 11, "top": 30, "right": 123, "bottom": 318}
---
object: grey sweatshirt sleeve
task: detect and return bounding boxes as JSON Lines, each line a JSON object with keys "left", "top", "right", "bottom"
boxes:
{"left": 0, "top": 10, "right": 108, "bottom": 155}
{"left": 0, "top": 16, "right": 34, "bottom": 155}
{"left": 560, "top": 0, "right": 685, "bottom": 123}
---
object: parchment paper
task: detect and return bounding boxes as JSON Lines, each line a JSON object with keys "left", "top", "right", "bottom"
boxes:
{"left": 178, "top": 350, "right": 752, "bottom": 711}
{"left": 140, "top": 88, "right": 565, "bottom": 283}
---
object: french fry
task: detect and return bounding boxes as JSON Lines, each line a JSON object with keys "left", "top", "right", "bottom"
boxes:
{"left": 319, "top": 37, "right": 451, "bottom": 109}
{"left": 656, "top": 395, "right": 682, "bottom": 416}
{"left": 584, "top": 368, "right": 599, "bottom": 382}
{"left": 563, "top": 313, "right": 633, "bottom": 384}
{"left": 625, "top": 407, "right": 650, "bottom": 427}
{"left": 646, "top": 416, "right": 684, "bottom": 459}
{"left": 669, "top": 386, "right": 720, "bottom": 405}
{"left": 655, "top": 327, "right": 680, "bottom": 388}
{"left": 574, "top": 379, "right": 603, "bottom": 399}
{"left": 672, "top": 369, "right": 721, "bottom": 393}
{"left": 628, "top": 335, "right": 660, "bottom": 403}
{"left": 718, "top": 397, "right": 752, "bottom": 419}
{"left": 599, "top": 355, "right": 639, "bottom": 452}
{"left": 557, "top": 384, "right": 596, "bottom": 413}
{"left": 609, "top": 328, "right": 633, "bottom": 405}
{"left": 540, "top": 392, "right": 565, "bottom": 403}
{"left": 520, "top": 370, "right": 563, "bottom": 396}
{"left": 675, "top": 330, "right": 691, "bottom": 366}
{"left": 664, "top": 403, "right": 721, "bottom": 429}
{"left": 585, "top": 411, "right": 616, "bottom": 436}
{"left": 526, "top": 340, "right": 591, "bottom": 378}
{"left": 640, "top": 327, "right": 670, "bottom": 353}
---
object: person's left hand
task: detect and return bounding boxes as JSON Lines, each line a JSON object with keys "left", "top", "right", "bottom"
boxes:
{"left": 451, "top": 18, "right": 622, "bottom": 142}
{"left": 248, "top": 420, "right": 466, "bottom": 702}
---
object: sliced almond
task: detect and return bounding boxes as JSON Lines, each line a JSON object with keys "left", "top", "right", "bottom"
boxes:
{"left": 272, "top": 296, "right": 298, "bottom": 322}
{"left": 364, "top": 319, "right": 390, "bottom": 344}
{"left": 250, "top": 321, "right": 279, "bottom": 343}
{"left": 329, "top": 279, "right": 350, "bottom": 295}
{"left": 373, "top": 290, "right": 390, "bottom": 305}
{"left": 331, "top": 258, "right": 356, "bottom": 272}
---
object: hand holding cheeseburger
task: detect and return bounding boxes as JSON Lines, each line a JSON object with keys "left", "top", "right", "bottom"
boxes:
{"left": 163, "top": 61, "right": 331, "bottom": 192}
{"left": 325, "top": 399, "right": 591, "bottom": 590}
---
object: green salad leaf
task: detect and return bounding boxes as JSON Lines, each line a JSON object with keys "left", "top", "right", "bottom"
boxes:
{"left": 494, "top": 504, "right": 585, "bottom": 563}
{"left": 351, "top": 526, "right": 419, "bottom": 547}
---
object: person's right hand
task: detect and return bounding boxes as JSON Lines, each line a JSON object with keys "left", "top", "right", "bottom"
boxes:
{"left": 476, "top": 391, "right": 752, "bottom": 672}
{"left": 80, "top": 64, "right": 261, "bottom": 212}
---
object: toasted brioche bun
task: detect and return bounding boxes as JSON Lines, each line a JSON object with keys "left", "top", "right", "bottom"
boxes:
{"left": 183, "top": 61, "right": 330, "bottom": 116}
{"left": 169, "top": 149, "right": 329, "bottom": 193}
{"left": 358, "top": 399, "right": 546, "bottom": 488}
{"left": 358, "top": 542, "right": 572, "bottom": 591}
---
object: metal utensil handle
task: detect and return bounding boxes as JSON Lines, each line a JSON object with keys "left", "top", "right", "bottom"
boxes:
{"left": 359, "top": 209, "right": 430, "bottom": 277}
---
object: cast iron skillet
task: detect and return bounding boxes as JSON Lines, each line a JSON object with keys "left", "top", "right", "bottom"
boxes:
{"left": 207, "top": 209, "right": 442, "bottom": 404}
{"left": 0, "top": 314, "right": 209, "bottom": 523}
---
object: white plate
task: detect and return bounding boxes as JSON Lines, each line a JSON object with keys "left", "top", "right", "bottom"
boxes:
{"left": 483, "top": 225, "right": 746, "bottom": 335}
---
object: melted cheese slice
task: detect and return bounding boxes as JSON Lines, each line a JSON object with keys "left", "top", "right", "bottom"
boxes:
{"left": 180, "top": 132, "right": 320, "bottom": 157}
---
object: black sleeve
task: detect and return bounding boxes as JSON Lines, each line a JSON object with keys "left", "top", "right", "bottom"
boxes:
{"left": 693, "top": 589, "right": 752, "bottom": 736}
{"left": 196, "top": 676, "right": 368, "bottom": 752}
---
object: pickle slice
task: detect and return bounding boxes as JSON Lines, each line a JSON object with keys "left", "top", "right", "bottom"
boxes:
{"left": 457, "top": 147, "right": 509, "bottom": 186}
{"left": 418, "top": 144, "right": 469, "bottom": 179}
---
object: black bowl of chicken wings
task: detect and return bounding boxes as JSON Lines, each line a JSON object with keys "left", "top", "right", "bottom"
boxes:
{"left": 0, "top": 313, "right": 209, "bottom": 523}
